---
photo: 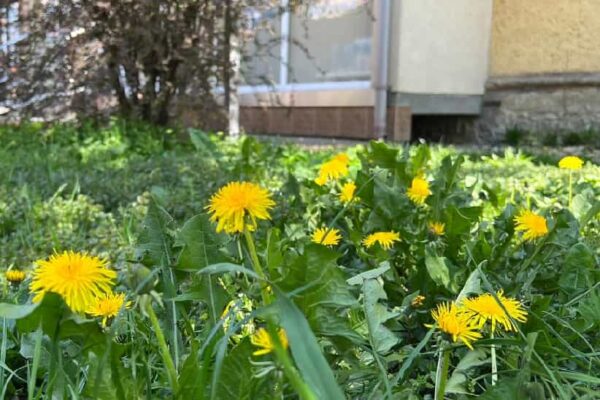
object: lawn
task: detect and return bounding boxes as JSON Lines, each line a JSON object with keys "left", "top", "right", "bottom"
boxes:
{"left": 1, "top": 121, "right": 599, "bottom": 399}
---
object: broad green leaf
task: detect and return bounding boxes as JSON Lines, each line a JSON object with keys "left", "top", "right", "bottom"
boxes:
{"left": 410, "top": 143, "right": 431, "bottom": 175}
{"left": 354, "top": 170, "right": 375, "bottom": 205}
{"left": 577, "top": 290, "right": 600, "bottom": 329}
{"left": 559, "top": 242, "right": 596, "bottom": 291}
{"left": 176, "top": 341, "right": 205, "bottom": 400}
{"left": 215, "top": 339, "right": 261, "bottom": 400}
{"left": 479, "top": 378, "right": 545, "bottom": 400}
{"left": 445, "top": 348, "right": 488, "bottom": 394}
{"left": 444, "top": 205, "right": 482, "bottom": 237}
{"left": 175, "top": 214, "right": 229, "bottom": 271}
{"left": 373, "top": 178, "right": 403, "bottom": 219}
{"left": 134, "top": 198, "right": 174, "bottom": 266}
{"left": 551, "top": 209, "right": 581, "bottom": 246}
{"left": 425, "top": 254, "right": 450, "bottom": 289}
{"left": 265, "top": 228, "right": 284, "bottom": 276}
{"left": 362, "top": 279, "right": 399, "bottom": 354}
{"left": 188, "top": 128, "right": 221, "bottom": 158}
{"left": 0, "top": 303, "right": 39, "bottom": 319}
{"left": 16, "top": 293, "right": 67, "bottom": 338}
{"left": 346, "top": 262, "right": 390, "bottom": 285}
{"left": 429, "top": 155, "right": 464, "bottom": 211}
{"left": 478, "top": 378, "right": 521, "bottom": 400}
{"left": 366, "top": 141, "right": 399, "bottom": 170}
{"left": 58, "top": 316, "right": 107, "bottom": 355}
{"left": 580, "top": 199, "right": 600, "bottom": 227}
{"left": 455, "top": 268, "right": 482, "bottom": 303}
{"left": 277, "top": 244, "right": 356, "bottom": 338}
{"left": 189, "top": 276, "right": 229, "bottom": 326}
{"left": 276, "top": 290, "right": 345, "bottom": 400}
{"left": 571, "top": 193, "right": 592, "bottom": 222}
{"left": 84, "top": 352, "right": 118, "bottom": 400}
{"left": 198, "top": 263, "right": 261, "bottom": 280}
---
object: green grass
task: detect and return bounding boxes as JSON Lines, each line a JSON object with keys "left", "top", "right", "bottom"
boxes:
{"left": 0, "top": 120, "right": 599, "bottom": 399}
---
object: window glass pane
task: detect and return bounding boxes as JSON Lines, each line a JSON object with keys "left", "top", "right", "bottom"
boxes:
{"left": 241, "top": 8, "right": 281, "bottom": 86}
{"left": 289, "top": 0, "right": 373, "bottom": 83}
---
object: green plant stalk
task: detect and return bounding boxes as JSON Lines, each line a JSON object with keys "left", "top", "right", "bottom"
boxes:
{"left": 145, "top": 301, "right": 179, "bottom": 394}
{"left": 244, "top": 231, "right": 314, "bottom": 398}
{"left": 434, "top": 345, "right": 450, "bottom": 400}
{"left": 28, "top": 327, "right": 43, "bottom": 400}
{"left": 243, "top": 229, "right": 271, "bottom": 304}
{"left": 491, "top": 331, "right": 498, "bottom": 386}
{"left": 362, "top": 283, "right": 392, "bottom": 397}
{"left": 477, "top": 266, "right": 570, "bottom": 399}
{"left": 568, "top": 171, "right": 573, "bottom": 209}
{"left": 268, "top": 323, "right": 317, "bottom": 400}
{"left": 45, "top": 308, "right": 64, "bottom": 398}
{"left": 160, "top": 257, "right": 181, "bottom": 370}
{"left": 0, "top": 317, "right": 6, "bottom": 396}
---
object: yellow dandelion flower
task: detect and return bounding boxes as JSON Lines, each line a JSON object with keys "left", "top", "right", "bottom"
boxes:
{"left": 30, "top": 251, "right": 116, "bottom": 313}
{"left": 340, "top": 182, "right": 356, "bottom": 203}
{"left": 251, "top": 327, "right": 289, "bottom": 356}
{"left": 315, "top": 154, "right": 350, "bottom": 185}
{"left": 427, "top": 302, "right": 482, "bottom": 350}
{"left": 462, "top": 290, "right": 527, "bottom": 333}
{"left": 558, "top": 156, "right": 584, "bottom": 170}
{"left": 314, "top": 175, "right": 328, "bottom": 186}
{"left": 429, "top": 222, "right": 445, "bottom": 236}
{"left": 87, "top": 292, "right": 131, "bottom": 327}
{"left": 514, "top": 210, "right": 548, "bottom": 241}
{"left": 411, "top": 295, "right": 426, "bottom": 308}
{"left": 311, "top": 227, "right": 342, "bottom": 247}
{"left": 5, "top": 270, "right": 26, "bottom": 284}
{"left": 206, "top": 181, "right": 275, "bottom": 234}
{"left": 363, "top": 231, "right": 400, "bottom": 250}
{"left": 333, "top": 153, "right": 349, "bottom": 164}
{"left": 407, "top": 177, "right": 431, "bottom": 205}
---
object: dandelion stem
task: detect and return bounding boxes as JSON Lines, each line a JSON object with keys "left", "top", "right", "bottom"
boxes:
{"left": 434, "top": 344, "right": 450, "bottom": 400}
{"left": 28, "top": 326, "right": 43, "bottom": 400}
{"left": 243, "top": 229, "right": 271, "bottom": 304}
{"left": 491, "top": 331, "right": 498, "bottom": 386}
{"left": 145, "top": 300, "right": 179, "bottom": 394}
{"left": 568, "top": 171, "right": 573, "bottom": 208}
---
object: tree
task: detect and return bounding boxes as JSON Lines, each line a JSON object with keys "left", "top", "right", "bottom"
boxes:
{"left": 0, "top": 0, "right": 291, "bottom": 127}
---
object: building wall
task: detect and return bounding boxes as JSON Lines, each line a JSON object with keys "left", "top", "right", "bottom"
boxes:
{"left": 481, "top": 0, "right": 600, "bottom": 142}
{"left": 490, "top": 0, "right": 600, "bottom": 76}
{"left": 238, "top": 106, "right": 410, "bottom": 141}
{"left": 389, "top": 0, "right": 493, "bottom": 95}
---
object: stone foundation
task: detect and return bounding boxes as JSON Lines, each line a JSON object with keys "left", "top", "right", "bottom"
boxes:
{"left": 478, "top": 73, "right": 600, "bottom": 143}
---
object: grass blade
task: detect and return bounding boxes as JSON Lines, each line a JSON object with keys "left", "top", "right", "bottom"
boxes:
{"left": 275, "top": 288, "right": 345, "bottom": 400}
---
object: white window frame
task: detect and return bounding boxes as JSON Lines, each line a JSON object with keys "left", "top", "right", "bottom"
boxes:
{"left": 238, "top": 0, "right": 372, "bottom": 94}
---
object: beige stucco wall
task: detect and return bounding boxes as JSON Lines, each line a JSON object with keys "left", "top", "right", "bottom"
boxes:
{"left": 491, "top": 0, "right": 600, "bottom": 76}
{"left": 389, "top": 0, "right": 493, "bottom": 95}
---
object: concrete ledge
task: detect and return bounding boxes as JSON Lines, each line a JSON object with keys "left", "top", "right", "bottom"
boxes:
{"left": 487, "top": 72, "right": 600, "bottom": 90}
{"left": 236, "top": 88, "right": 375, "bottom": 107}
{"left": 388, "top": 92, "right": 482, "bottom": 115}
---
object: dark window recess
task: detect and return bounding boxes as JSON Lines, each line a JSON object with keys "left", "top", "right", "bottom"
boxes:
{"left": 411, "top": 115, "right": 478, "bottom": 144}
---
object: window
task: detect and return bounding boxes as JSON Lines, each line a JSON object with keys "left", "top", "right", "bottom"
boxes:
{"left": 289, "top": 1, "right": 373, "bottom": 83}
{"left": 241, "top": 7, "right": 281, "bottom": 86}
{"left": 240, "top": 0, "right": 373, "bottom": 91}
